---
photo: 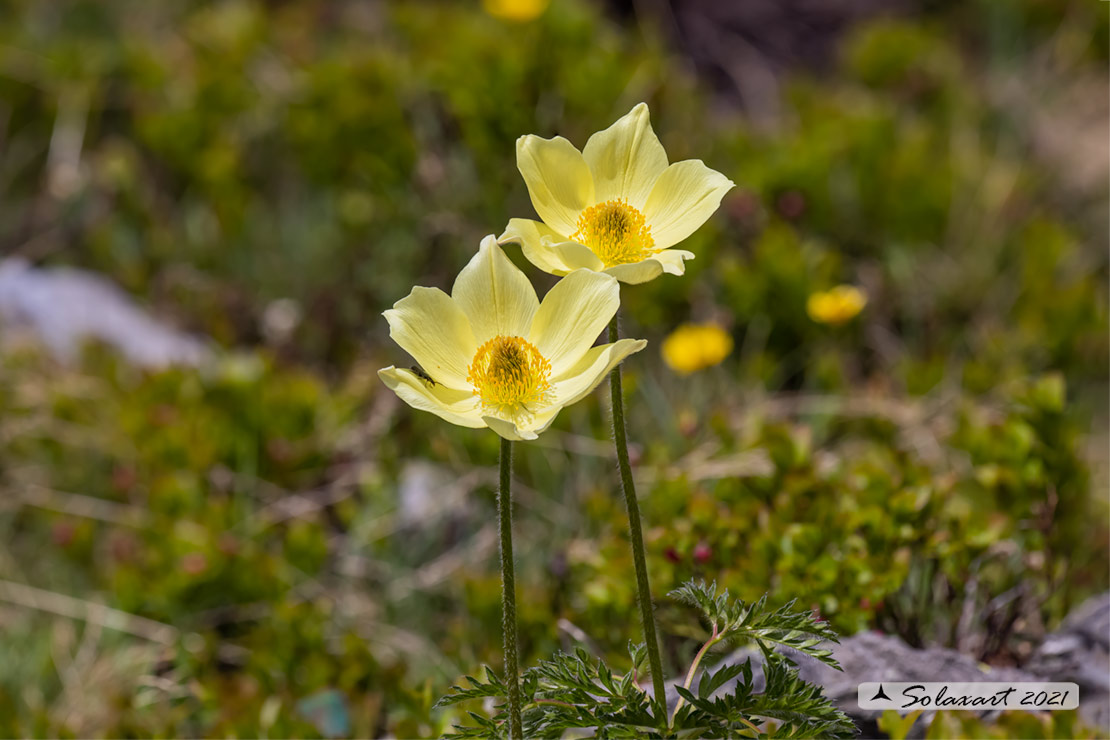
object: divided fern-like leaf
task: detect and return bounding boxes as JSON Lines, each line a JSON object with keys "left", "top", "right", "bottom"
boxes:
{"left": 698, "top": 661, "right": 748, "bottom": 699}
{"left": 671, "top": 580, "right": 842, "bottom": 669}
{"left": 673, "top": 653, "right": 855, "bottom": 738}
{"left": 434, "top": 666, "right": 506, "bottom": 708}
{"left": 437, "top": 583, "right": 856, "bottom": 737}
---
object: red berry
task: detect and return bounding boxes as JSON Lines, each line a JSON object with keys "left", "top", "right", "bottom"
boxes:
{"left": 182, "top": 552, "right": 208, "bottom": 575}
{"left": 52, "top": 521, "right": 76, "bottom": 547}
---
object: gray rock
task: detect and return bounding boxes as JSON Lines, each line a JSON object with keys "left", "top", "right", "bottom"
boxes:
{"left": 398, "top": 460, "right": 471, "bottom": 527}
{"left": 663, "top": 632, "right": 1037, "bottom": 737}
{"left": 0, "top": 258, "right": 209, "bottom": 368}
{"left": 1027, "top": 592, "right": 1110, "bottom": 730}
{"left": 660, "top": 595, "right": 1110, "bottom": 737}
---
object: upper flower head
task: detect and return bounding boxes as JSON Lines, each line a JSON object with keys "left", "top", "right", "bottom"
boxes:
{"left": 661, "top": 322, "right": 733, "bottom": 376}
{"left": 378, "top": 236, "right": 647, "bottom": 441}
{"left": 499, "top": 103, "right": 735, "bottom": 285}
{"left": 806, "top": 285, "right": 868, "bottom": 325}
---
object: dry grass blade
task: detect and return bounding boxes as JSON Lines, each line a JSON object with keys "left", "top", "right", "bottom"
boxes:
{"left": 0, "top": 579, "right": 177, "bottom": 645}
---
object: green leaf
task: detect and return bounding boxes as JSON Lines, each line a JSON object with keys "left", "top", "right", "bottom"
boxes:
{"left": 433, "top": 667, "right": 506, "bottom": 708}
{"left": 672, "top": 653, "right": 855, "bottom": 738}
{"left": 699, "top": 660, "right": 749, "bottom": 699}
{"left": 672, "top": 580, "right": 843, "bottom": 669}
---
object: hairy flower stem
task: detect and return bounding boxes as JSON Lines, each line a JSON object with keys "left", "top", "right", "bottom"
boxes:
{"left": 498, "top": 437, "right": 523, "bottom": 740}
{"left": 608, "top": 314, "right": 668, "bottom": 726}
{"left": 671, "top": 624, "right": 722, "bottom": 722}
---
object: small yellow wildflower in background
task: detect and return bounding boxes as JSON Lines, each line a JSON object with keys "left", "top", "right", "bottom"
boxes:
{"left": 483, "top": 0, "right": 549, "bottom": 22}
{"left": 806, "top": 285, "right": 867, "bottom": 325}
{"left": 661, "top": 323, "right": 733, "bottom": 376}
{"left": 501, "top": 103, "right": 734, "bottom": 285}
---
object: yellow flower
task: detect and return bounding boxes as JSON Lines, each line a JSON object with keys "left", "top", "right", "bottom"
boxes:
{"left": 378, "top": 236, "right": 646, "bottom": 441}
{"left": 660, "top": 323, "right": 733, "bottom": 375}
{"left": 806, "top": 285, "right": 867, "bottom": 325}
{"left": 499, "top": 103, "right": 735, "bottom": 285}
{"left": 482, "top": 0, "right": 548, "bottom": 22}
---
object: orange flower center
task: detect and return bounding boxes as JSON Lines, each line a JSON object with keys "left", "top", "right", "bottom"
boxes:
{"left": 467, "top": 335, "right": 552, "bottom": 412}
{"left": 571, "top": 199, "right": 656, "bottom": 267}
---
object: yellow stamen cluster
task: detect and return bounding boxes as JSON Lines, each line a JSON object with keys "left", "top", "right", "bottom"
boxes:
{"left": 572, "top": 199, "right": 656, "bottom": 267}
{"left": 467, "top": 335, "right": 552, "bottom": 413}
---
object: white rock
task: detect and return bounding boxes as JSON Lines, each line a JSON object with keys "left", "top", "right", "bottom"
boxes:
{"left": 0, "top": 258, "right": 209, "bottom": 368}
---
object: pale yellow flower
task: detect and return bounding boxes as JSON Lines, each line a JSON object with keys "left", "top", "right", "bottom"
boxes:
{"left": 499, "top": 103, "right": 734, "bottom": 285}
{"left": 483, "top": 0, "right": 548, "bottom": 22}
{"left": 379, "top": 236, "right": 646, "bottom": 441}
{"left": 661, "top": 323, "right": 733, "bottom": 375}
{"left": 806, "top": 285, "right": 867, "bottom": 325}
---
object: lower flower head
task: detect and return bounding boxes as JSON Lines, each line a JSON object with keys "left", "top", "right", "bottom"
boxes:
{"left": 378, "top": 236, "right": 647, "bottom": 441}
{"left": 807, "top": 285, "right": 867, "bottom": 325}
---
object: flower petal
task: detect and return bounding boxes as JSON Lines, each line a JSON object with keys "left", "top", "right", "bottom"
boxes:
{"left": 604, "top": 260, "right": 663, "bottom": 285}
{"left": 482, "top": 406, "right": 562, "bottom": 441}
{"left": 499, "top": 217, "right": 565, "bottom": 246}
{"left": 480, "top": 414, "right": 527, "bottom": 441}
{"left": 601, "top": 248, "right": 696, "bottom": 285}
{"left": 383, "top": 286, "right": 476, "bottom": 389}
{"left": 528, "top": 269, "right": 619, "bottom": 376}
{"left": 653, "top": 248, "right": 695, "bottom": 276}
{"left": 452, "top": 235, "right": 539, "bottom": 343}
{"left": 378, "top": 366, "right": 484, "bottom": 428}
{"left": 643, "top": 159, "right": 734, "bottom": 249}
{"left": 499, "top": 218, "right": 603, "bottom": 276}
{"left": 551, "top": 338, "right": 647, "bottom": 407}
{"left": 516, "top": 135, "right": 594, "bottom": 236}
{"left": 541, "top": 240, "right": 606, "bottom": 273}
{"left": 482, "top": 415, "right": 529, "bottom": 441}
{"left": 582, "top": 103, "right": 669, "bottom": 209}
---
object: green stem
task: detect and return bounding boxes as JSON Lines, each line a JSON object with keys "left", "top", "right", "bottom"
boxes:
{"left": 735, "top": 715, "right": 762, "bottom": 737}
{"left": 608, "top": 314, "right": 668, "bottom": 727}
{"left": 534, "top": 699, "right": 575, "bottom": 708}
{"left": 671, "top": 624, "right": 722, "bottom": 722}
{"left": 498, "top": 437, "right": 523, "bottom": 740}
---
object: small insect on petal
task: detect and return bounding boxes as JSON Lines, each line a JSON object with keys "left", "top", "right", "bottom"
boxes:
{"left": 410, "top": 365, "right": 437, "bottom": 387}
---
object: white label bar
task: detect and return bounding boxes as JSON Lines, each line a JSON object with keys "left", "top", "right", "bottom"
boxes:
{"left": 857, "top": 682, "right": 1079, "bottom": 711}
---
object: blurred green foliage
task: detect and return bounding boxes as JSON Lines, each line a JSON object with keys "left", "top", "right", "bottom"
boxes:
{"left": 0, "top": 0, "right": 1106, "bottom": 737}
{"left": 3, "top": 0, "right": 1105, "bottom": 388}
{"left": 879, "top": 706, "right": 1100, "bottom": 740}
{"left": 925, "top": 707, "right": 1101, "bottom": 739}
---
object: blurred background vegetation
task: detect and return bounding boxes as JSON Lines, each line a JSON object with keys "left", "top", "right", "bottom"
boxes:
{"left": 0, "top": 0, "right": 1106, "bottom": 736}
